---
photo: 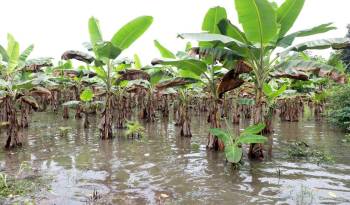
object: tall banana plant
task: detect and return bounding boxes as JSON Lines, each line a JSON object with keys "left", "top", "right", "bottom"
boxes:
{"left": 63, "top": 16, "right": 153, "bottom": 139}
{"left": 0, "top": 34, "right": 52, "bottom": 148}
{"left": 177, "top": 0, "right": 350, "bottom": 159}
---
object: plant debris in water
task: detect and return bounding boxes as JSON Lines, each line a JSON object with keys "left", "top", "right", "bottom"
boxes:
{"left": 287, "top": 141, "right": 334, "bottom": 164}
{"left": 0, "top": 172, "right": 47, "bottom": 199}
{"left": 342, "top": 133, "right": 350, "bottom": 143}
{"left": 85, "top": 189, "right": 103, "bottom": 204}
{"left": 0, "top": 162, "right": 51, "bottom": 203}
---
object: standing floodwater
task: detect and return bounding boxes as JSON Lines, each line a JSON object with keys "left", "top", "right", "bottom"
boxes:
{"left": 1, "top": 112, "right": 350, "bottom": 204}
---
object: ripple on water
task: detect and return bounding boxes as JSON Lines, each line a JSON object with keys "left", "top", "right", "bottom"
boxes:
{"left": 0, "top": 113, "right": 350, "bottom": 204}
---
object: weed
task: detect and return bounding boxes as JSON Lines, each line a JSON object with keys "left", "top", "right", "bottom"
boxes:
{"left": 287, "top": 141, "right": 334, "bottom": 164}
{"left": 342, "top": 134, "right": 350, "bottom": 143}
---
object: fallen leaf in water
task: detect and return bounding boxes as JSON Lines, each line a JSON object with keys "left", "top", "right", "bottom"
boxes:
{"left": 328, "top": 192, "right": 337, "bottom": 198}
{"left": 160, "top": 193, "right": 169, "bottom": 198}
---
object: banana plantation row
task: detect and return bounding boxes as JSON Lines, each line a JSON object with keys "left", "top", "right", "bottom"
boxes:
{"left": 1, "top": 0, "right": 349, "bottom": 166}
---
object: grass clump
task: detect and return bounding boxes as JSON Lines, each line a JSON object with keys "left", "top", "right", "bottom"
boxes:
{"left": 287, "top": 141, "right": 334, "bottom": 164}
{"left": 0, "top": 172, "right": 45, "bottom": 199}
{"left": 125, "top": 121, "right": 145, "bottom": 139}
{"left": 0, "top": 162, "right": 50, "bottom": 201}
{"left": 327, "top": 85, "right": 350, "bottom": 131}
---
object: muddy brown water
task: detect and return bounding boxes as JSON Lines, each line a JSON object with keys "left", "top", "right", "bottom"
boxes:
{"left": 0, "top": 112, "right": 350, "bottom": 204}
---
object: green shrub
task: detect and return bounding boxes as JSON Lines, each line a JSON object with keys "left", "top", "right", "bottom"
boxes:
{"left": 327, "top": 84, "right": 350, "bottom": 131}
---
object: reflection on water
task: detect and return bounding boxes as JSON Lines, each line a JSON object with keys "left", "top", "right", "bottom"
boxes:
{"left": 1, "top": 112, "right": 350, "bottom": 204}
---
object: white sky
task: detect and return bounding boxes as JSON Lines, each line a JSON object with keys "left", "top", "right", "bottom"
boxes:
{"left": 0, "top": 0, "right": 348, "bottom": 65}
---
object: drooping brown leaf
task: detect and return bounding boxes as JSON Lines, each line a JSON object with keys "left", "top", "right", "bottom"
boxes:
{"left": 217, "top": 60, "right": 252, "bottom": 98}
{"left": 61, "top": 50, "right": 94, "bottom": 64}
{"left": 23, "top": 58, "right": 53, "bottom": 72}
{"left": 274, "top": 60, "right": 347, "bottom": 84}
{"left": 52, "top": 70, "right": 96, "bottom": 78}
{"left": 126, "top": 84, "right": 148, "bottom": 94}
{"left": 20, "top": 96, "right": 39, "bottom": 111}
{"left": 49, "top": 87, "right": 60, "bottom": 92}
{"left": 218, "top": 75, "right": 244, "bottom": 98}
{"left": 116, "top": 70, "right": 150, "bottom": 83}
{"left": 271, "top": 70, "right": 309, "bottom": 81}
{"left": 92, "top": 87, "right": 106, "bottom": 97}
{"left": 155, "top": 77, "right": 198, "bottom": 90}
{"left": 237, "top": 82, "right": 255, "bottom": 98}
{"left": 272, "top": 68, "right": 347, "bottom": 84}
{"left": 314, "top": 68, "right": 347, "bottom": 84}
{"left": 235, "top": 60, "right": 253, "bottom": 74}
{"left": 151, "top": 58, "right": 164, "bottom": 66}
{"left": 30, "top": 87, "right": 52, "bottom": 97}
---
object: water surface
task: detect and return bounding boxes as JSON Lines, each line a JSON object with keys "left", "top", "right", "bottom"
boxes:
{"left": 1, "top": 112, "right": 350, "bottom": 204}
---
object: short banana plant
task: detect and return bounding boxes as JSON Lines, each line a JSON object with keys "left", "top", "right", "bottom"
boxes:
{"left": 210, "top": 122, "right": 267, "bottom": 165}
{"left": 0, "top": 34, "right": 52, "bottom": 148}
{"left": 125, "top": 121, "right": 145, "bottom": 139}
{"left": 51, "top": 60, "right": 97, "bottom": 118}
{"left": 63, "top": 88, "right": 98, "bottom": 128}
{"left": 262, "top": 83, "right": 287, "bottom": 133}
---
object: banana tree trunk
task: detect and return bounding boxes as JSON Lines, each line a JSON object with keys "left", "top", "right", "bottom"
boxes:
{"left": 232, "top": 103, "right": 240, "bottom": 125}
{"left": 161, "top": 96, "right": 169, "bottom": 119}
{"left": 100, "top": 93, "right": 113, "bottom": 139}
{"left": 75, "top": 105, "right": 82, "bottom": 119}
{"left": 279, "top": 99, "right": 299, "bottom": 122}
{"left": 263, "top": 109, "right": 273, "bottom": 134}
{"left": 174, "top": 100, "right": 181, "bottom": 126}
{"left": 115, "top": 95, "right": 126, "bottom": 129}
{"left": 207, "top": 100, "right": 224, "bottom": 150}
{"left": 74, "top": 86, "right": 82, "bottom": 119}
{"left": 248, "top": 88, "right": 265, "bottom": 160}
{"left": 146, "top": 92, "right": 156, "bottom": 122}
{"left": 51, "top": 90, "right": 59, "bottom": 113}
{"left": 83, "top": 112, "right": 89, "bottom": 129}
{"left": 180, "top": 103, "right": 192, "bottom": 137}
{"left": 63, "top": 106, "right": 69, "bottom": 119}
{"left": 314, "top": 102, "right": 323, "bottom": 121}
{"left": 20, "top": 102, "right": 30, "bottom": 128}
{"left": 4, "top": 97, "right": 21, "bottom": 149}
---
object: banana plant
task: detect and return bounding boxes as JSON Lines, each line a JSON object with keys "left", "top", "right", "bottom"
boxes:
{"left": 52, "top": 60, "right": 97, "bottom": 118}
{"left": 210, "top": 122, "right": 267, "bottom": 165}
{"left": 262, "top": 83, "right": 287, "bottom": 133}
{"left": 51, "top": 60, "right": 77, "bottom": 118}
{"left": 63, "top": 16, "right": 153, "bottom": 139}
{"left": 62, "top": 88, "right": 98, "bottom": 128}
{"left": 124, "top": 64, "right": 199, "bottom": 135}
{"left": 154, "top": 45, "right": 249, "bottom": 149}
{"left": 0, "top": 34, "right": 52, "bottom": 148}
{"left": 157, "top": 79, "right": 198, "bottom": 137}
{"left": 125, "top": 121, "right": 145, "bottom": 139}
{"left": 156, "top": 58, "right": 229, "bottom": 149}
{"left": 178, "top": 0, "right": 349, "bottom": 159}
{"left": 148, "top": 41, "right": 202, "bottom": 135}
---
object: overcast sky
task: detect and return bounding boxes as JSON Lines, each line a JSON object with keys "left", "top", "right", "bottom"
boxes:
{"left": 0, "top": 0, "right": 348, "bottom": 65}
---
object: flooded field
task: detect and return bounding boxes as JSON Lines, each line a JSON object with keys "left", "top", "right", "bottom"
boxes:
{"left": 0, "top": 112, "right": 349, "bottom": 204}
